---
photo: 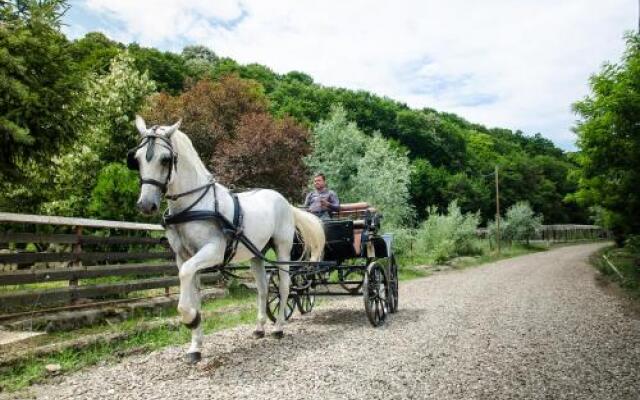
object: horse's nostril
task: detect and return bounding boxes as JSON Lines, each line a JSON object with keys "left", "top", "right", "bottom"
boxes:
{"left": 150, "top": 203, "right": 158, "bottom": 212}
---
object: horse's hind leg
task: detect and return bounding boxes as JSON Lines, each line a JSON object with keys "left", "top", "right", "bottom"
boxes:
{"left": 249, "top": 257, "right": 267, "bottom": 338}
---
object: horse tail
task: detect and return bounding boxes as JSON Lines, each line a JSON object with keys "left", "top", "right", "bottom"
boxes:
{"left": 291, "top": 206, "right": 325, "bottom": 261}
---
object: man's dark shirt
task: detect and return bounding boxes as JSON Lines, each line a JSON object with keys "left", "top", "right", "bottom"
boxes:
{"left": 304, "top": 188, "right": 340, "bottom": 217}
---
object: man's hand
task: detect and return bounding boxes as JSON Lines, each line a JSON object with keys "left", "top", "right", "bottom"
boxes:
{"left": 320, "top": 198, "right": 330, "bottom": 208}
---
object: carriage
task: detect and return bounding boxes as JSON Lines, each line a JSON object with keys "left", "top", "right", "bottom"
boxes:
{"left": 128, "top": 117, "right": 399, "bottom": 363}
{"left": 263, "top": 202, "right": 399, "bottom": 327}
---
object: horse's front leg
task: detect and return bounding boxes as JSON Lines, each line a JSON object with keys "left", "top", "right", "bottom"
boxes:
{"left": 249, "top": 257, "right": 268, "bottom": 338}
{"left": 274, "top": 244, "right": 291, "bottom": 338}
{"left": 177, "top": 242, "right": 224, "bottom": 364}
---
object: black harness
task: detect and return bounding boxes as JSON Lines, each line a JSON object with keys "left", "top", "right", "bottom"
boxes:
{"left": 127, "top": 132, "right": 336, "bottom": 270}
{"left": 128, "top": 132, "right": 244, "bottom": 266}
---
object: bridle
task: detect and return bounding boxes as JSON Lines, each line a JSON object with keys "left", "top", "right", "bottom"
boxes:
{"left": 127, "top": 127, "right": 178, "bottom": 194}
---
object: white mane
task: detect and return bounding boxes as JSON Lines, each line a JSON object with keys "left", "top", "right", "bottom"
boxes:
{"left": 170, "top": 129, "right": 212, "bottom": 180}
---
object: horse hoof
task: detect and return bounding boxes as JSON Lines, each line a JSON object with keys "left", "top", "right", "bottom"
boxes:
{"left": 185, "top": 352, "right": 201, "bottom": 364}
{"left": 252, "top": 330, "right": 265, "bottom": 339}
{"left": 271, "top": 331, "right": 284, "bottom": 339}
{"left": 183, "top": 311, "right": 201, "bottom": 330}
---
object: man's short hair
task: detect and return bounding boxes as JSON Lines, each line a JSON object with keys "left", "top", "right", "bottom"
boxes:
{"left": 314, "top": 172, "right": 326, "bottom": 181}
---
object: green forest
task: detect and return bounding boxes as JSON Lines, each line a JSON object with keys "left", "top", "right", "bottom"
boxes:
{"left": 1, "top": 1, "right": 638, "bottom": 245}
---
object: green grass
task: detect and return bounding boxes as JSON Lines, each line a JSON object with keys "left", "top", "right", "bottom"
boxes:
{"left": 0, "top": 285, "right": 257, "bottom": 393}
{"left": 592, "top": 245, "right": 640, "bottom": 298}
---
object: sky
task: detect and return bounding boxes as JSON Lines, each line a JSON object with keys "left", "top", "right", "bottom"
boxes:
{"left": 63, "top": 0, "right": 637, "bottom": 150}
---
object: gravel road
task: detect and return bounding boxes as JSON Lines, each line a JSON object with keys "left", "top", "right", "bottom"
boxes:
{"left": 14, "top": 243, "right": 640, "bottom": 399}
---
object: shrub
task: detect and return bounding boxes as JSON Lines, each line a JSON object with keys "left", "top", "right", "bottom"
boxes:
{"left": 414, "top": 201, "right": 481, "bottom": 263}
{"left": 88, "top": 163, "right": 144, "bottom": 221}
{"left": 488, "top": 201, "right": 542, "bottom": 244}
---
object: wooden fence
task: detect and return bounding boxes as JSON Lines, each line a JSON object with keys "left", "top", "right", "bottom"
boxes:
{"left": 0, "top": 212, "right": 219, "bottom": 316}
{"left": 476, "top": 224, "right": 608, "bottom": 242}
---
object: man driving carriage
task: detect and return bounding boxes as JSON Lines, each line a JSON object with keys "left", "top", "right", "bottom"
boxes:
{"left": 303, "top": 172, "right": 340, "bottom": 219}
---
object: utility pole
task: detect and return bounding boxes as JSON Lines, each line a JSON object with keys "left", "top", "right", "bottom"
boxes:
{"left": 495, "top": 165, "right": 501, "bottom": 255}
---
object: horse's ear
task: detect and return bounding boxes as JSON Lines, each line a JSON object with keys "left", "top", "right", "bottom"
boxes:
{"left": 135, "top": 115, "right": 147, "bottom": 136}
{"left": 165, "top": 119, "right": 182, "bottom": 138}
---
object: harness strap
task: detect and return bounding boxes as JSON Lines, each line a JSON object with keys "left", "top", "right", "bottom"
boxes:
{"left": 221, "top": 193, "right": 243, "bottom": 265}
{"left": 165, "top": 181, "right": 214, "bottom": 201}
{"left": 163, "top": 190, "right": 244, "bottom": 268}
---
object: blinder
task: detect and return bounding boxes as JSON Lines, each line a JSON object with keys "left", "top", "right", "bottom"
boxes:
{"left": 127, "top": 149, "right": 139, "bottom": 170}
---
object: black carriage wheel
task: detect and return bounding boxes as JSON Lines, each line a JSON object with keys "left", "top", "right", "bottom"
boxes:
{"left": 291, "top": 273, "right": 315, "bottom": 314}
{"left": 338, "top": 265, "right": 365, "bottom": 294}
{"left": 266, "top": 272, "right": 296, "bottom": 323}
{"left": 363, "top": 261, "right": 389, "bottom": 327}
{"left": 388, "top": 254, "right": 399, "bottom": 313}
{"left": 296, "top": 286, "right": 315, "bottom": 314}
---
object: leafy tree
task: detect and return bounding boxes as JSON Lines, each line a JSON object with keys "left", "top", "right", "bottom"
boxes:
{"left": 142, "top": 75, "right": 268, "bottom": 159}
{"left": 69, "top": 32, "right": 122, "bottom": 75}
{"left": 181, "top": 45, "right": 218, "bottom": 63}
{"left": 306, "top": 106, "right": 413, "bottom": 225}
{"left": 42, "top": 51, "right": 155, "bottom": 217}
{"left": 212, "top": 113, "right": 311, "bottom": 199}
{"left": 442, "top": 172, "right": 491, "bottom": 217}
{"left": 305, "top": 105, "right": 367, "bottom": 201}
{"left": 352, "top": 133, "right": 414, "bottom": 226}
{"left": 0, "top": 0, "right": 79, "bottom": 175}
{"left": 181, "top": 45, "right": 218, "bottom": 82}
{"left": 409, "top": 159, "right": 450, "bottom": 219}
{"left": 88, "top": 163, "right": 142, "bottom": 221}
{"left": 128, "top": 43, "right": 187, "bottom": 94}
{"left": 571, "top": 33, "right": 640, "bottom": 242}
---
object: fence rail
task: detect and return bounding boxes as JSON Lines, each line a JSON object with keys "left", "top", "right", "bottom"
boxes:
{"left": 476, "top": 224, "right": 608, "bottom": 242}
{"left": 0, "top": 212, "right": 198, "bottom": 316}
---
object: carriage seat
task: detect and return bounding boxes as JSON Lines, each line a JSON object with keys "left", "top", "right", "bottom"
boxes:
{"left": 334, "top": 202, "right": 377, "bottom": 219}
{"left": 339, "top": 202, "right": 369, "bottom": 212}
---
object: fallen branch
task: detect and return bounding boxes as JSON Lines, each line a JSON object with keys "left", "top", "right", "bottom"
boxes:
{"left": 602, "top": 254, "right": 625, "bottom": 281}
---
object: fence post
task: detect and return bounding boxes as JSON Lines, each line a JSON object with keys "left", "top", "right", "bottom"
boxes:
{"left": 70, "top": 225, "right": 83, "bottom": 303}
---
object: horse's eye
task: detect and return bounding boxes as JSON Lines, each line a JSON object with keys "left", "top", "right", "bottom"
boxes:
{"left": 160, "top": 156, "right": 172, "bottom": 166}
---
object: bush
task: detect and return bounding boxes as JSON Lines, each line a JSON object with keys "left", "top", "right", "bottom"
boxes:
{"left": 387, "top": 227, "right": 418, "bottom": 261}
{"left": 88, "top": 163, "right": 144, "bottom": 221}
{"left": 488, "top": 201, "right": 542, "bottom": 244}
{"left": 414, "top": 201, "right": 481, "bottom": 263}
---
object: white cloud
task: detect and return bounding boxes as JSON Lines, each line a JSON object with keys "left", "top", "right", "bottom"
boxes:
{"left": 72, "top": 0, "right": 636, "bottom": 149}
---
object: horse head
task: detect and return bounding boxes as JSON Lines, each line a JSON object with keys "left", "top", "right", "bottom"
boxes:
{"left": 129, "top": 115, "right": 181, "bottom": 214}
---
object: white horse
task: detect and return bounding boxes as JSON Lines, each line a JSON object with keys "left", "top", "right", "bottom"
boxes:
{"left": 128, "top": 116, "right": 325, "bottom": 363}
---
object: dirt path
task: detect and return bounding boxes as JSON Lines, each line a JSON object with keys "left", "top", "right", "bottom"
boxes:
{"left": 11, "top": 243, "right": 640, "bottom": 399}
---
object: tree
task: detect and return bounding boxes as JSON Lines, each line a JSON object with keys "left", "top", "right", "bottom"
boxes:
{"left": 69, "top": 32, "right": 122, "bottom": 75}
{"left": 306, "top": 106, "right": 414, "bottom": 225}
{"left": 89, "top": 163, "right": 144, "bottom": 221}
{"left": 142, "top": 75, "right": 269, "bottom": 159}
{"left": 42, "top": 51, "right": 155, "bottom": 217}
{"left": 0, "top": 0, "right": 79, "bottom": 175}
{"left": 353, "top": 133, "right": 414, "bottom": 227}
{"left": 128, "top": 43, "right": 187, "bottom": 94}
{"left": 305, "top": 105, "right": 367, "bottom": 201}
{"left": 571, "top": 33, "right": 640, "bottom": 242}
{"left": 181, "top": 45, "right": 218, "bottom": 63}
{"left": 212, "top": 113, "right": 311, "bottom": 199}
